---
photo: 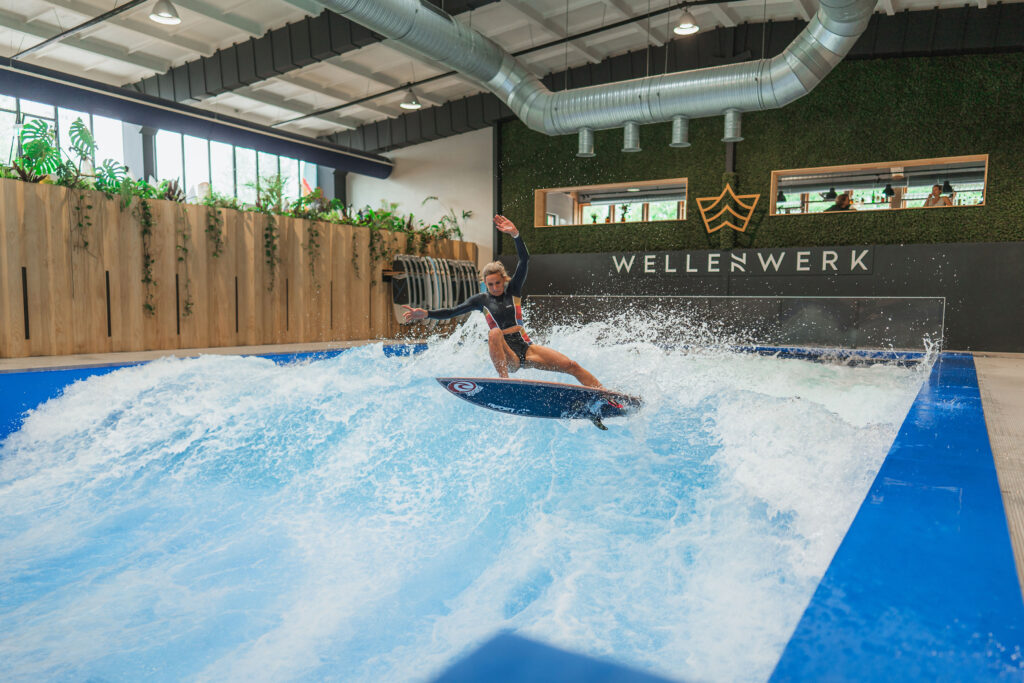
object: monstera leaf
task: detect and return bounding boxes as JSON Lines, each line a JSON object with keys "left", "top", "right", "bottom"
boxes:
{"left": 16, "top": 119, "right": 60, "bottom": 177}
{"left": 68, "top": 118, "right": 96, "bottom": 162}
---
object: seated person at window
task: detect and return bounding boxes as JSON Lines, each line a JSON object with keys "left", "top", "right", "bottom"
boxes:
{"left": 826, "top": 194, "right": 855, "bottom": 212}
{"left": 923, "top": 184, "right": 953, "bottom": 208}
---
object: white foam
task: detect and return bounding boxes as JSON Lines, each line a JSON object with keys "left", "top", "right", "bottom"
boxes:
{"left": 0, "top": 317, "right": 928, "bottom": 682}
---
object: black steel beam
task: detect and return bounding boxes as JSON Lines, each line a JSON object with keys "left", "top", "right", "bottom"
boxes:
{"left": 128, "top": 1, "right": 498, "bottom": 103}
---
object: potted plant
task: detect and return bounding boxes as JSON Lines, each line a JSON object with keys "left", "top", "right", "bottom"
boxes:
{"left": 590, "top": 211, "right": 599, "bottom": 224}
{"left": 619, "top": 203, "right": 630, "bottom": 222}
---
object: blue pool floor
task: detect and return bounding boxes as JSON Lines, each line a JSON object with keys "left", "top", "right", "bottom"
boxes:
{"left": 2, "top": 350, "right": 1022, "bottom": 680}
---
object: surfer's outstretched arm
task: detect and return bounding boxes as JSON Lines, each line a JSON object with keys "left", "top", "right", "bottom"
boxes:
{"left": 402, "top": 294, "right": 486, "bottom": 323}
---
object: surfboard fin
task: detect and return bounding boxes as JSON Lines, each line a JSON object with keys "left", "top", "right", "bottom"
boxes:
{"left": 590, "top": 415, "right": 608, "bottom": 430}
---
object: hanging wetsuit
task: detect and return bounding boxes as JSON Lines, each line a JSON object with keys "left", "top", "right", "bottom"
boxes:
{"left": 427, "top": 234, "right": 532, "bottom": 365}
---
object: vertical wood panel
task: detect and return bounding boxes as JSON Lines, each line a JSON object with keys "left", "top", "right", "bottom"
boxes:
{"left": 349, "top": 226, "right": 371, "bottom": 340}
{"left": 331, "top": 224, "right": 351, "bottom": 341}
{"left": 22, "top": 183, "right": 51, "bottom": 357}
{"left": 116, "top": 198, "right": 146, "bottom": 351}
{"left": 1, "top": 180, "right": 28, "bottom": 357}
{"left": 238, "top": 212, "right": 260, "bottom": 346}
{"left": 178, "top": 203, "right": 206, "bottom": 350}
{"left": 75, "top": 188, "right": 109, "bottom": 354}
{"left": 0, "top": 181, "right": 478, "bottom": 358}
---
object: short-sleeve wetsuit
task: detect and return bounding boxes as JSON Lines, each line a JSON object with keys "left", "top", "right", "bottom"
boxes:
{"left": 427, "top": 234, "right": 533, "bottom": 366}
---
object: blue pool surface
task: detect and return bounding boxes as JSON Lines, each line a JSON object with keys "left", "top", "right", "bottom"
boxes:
{"left": 771, "top": 353, "right": 1024, "bottom": 680}
{"left": 1, "top": 347, "right": 1021, "bottom": 681}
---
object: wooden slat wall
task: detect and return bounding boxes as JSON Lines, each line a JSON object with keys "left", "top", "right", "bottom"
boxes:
{"left": 0, "top": 179, "right": 478, "bottom": 359}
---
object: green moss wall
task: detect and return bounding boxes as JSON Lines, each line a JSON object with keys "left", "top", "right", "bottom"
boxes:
{"left": 499, "top": 53, "right": 1024, "bottom": 255}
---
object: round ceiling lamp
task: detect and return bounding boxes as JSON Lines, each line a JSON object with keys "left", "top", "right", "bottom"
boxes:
{"left": 673, "top": 11, "right": 699, "bottom": 36}
{"left": 400, "top": 90, "right": 422, "bottom": 110}
{"left": 150, "top": 0, "right": 181, "bottom": 25}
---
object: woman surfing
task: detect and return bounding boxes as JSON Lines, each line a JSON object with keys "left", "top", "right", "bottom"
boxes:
{"left": 402, "top": 215, "right": 603, "bottom": 388}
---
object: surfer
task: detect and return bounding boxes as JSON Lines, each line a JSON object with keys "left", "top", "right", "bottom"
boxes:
{"left": 403, "top": 215, "right": 603, "bottom": 388}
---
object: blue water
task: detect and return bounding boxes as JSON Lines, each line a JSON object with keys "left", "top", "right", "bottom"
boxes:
{"left": 0, "top": 321, "right": 929, "bottom": 681}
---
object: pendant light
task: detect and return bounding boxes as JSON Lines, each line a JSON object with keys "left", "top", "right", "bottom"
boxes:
{"left": 400, "top": 90, "right": 422, "bottom": 110}
{"left": 673, "top": 11, "right": 699, "bottom": 35}
{"left": 150, "top": 0, "right": 181, "bottom": 25}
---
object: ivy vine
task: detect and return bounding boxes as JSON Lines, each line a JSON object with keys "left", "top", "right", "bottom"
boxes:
{"left": 175, "top": 205, "right": 194, "bottom": 317}
{"left": 133, "top": 197, "right": 157, "bottom": 316}
{"left": 72, "top": 192, "right": 93, "bottom": 252}
{"left": 263, "top": 212, "right": 281, "bottom": 292}
{"left": 305, "top": 220, "right": 321, "bottom": 289}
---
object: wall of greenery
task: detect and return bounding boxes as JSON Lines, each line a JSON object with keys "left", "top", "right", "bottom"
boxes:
{"left": 499, "top": 53, "right": 1024, "bottom": 255}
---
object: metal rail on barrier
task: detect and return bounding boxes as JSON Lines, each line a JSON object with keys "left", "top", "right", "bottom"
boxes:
{"left": 388, "top": 255, "right": 479, "bottom": 325}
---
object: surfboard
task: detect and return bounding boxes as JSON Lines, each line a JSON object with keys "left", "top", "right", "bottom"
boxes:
{"left": 436, "top": 377, "right": 643, "bottom": 430}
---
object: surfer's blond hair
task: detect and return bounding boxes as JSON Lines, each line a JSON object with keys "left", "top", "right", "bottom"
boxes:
{"left": 480, "top": 261, "right": 510, "bottom": 283}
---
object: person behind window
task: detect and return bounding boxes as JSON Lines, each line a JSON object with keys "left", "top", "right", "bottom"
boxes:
{"left": 923, "top": 184, "right": 953, "bottom": 208}
{"left": 826, "top": 194, "right": 855, "bottom": 212}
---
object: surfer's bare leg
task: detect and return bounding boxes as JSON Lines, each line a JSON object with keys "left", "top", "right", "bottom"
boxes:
{"left": 488, "top": 328, "right": 520, "bottom": 378}
{"left": 525, "top": 345, "right": 602, "bottom": 388}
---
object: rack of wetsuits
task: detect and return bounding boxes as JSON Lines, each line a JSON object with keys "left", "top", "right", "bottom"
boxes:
{"left": 388, "top": 255, "right": 479, "bottom": 325}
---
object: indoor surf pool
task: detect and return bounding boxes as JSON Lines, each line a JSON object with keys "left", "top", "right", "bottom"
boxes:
{"left": 1, "top": 319, "right": 1021, "bottom": 682}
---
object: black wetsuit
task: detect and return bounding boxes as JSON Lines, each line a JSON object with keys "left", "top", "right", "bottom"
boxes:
{"left": 427, "top": 234, "right": 532, "bottom": 365}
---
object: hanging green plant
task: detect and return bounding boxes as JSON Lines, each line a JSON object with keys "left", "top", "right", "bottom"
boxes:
{"left": 305, "top": 220, "right": 322, "bottom": 288}
{"left": 133, "top": 197, "right": 157, "bottom": 316}
{"left": 71, "top": 192, "right": 93, "bottom": 252}
{"left": 175, "top": 205, "right": 194, "bottom": 317}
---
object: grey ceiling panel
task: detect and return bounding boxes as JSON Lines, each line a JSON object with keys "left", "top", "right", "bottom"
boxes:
{"left": 127, "top": 2, "right": 500, "bottom": 103}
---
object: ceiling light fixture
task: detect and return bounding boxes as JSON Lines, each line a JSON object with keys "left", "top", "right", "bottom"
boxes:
{"left": 673, "top": 10, "right": 699, "bottom": 36}
{"left": 627, "top": 188, "right": 640, "bottom": 192}
{"left": 400, "top": 89, "right": 422, "bottom": 110}
{"left": 150, "top": 0, "right": 181, "bottom": 25}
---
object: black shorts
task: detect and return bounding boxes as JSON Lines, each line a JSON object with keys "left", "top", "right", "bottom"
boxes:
{"left": 504, "top": 331, "right": 532, "bottom": 367}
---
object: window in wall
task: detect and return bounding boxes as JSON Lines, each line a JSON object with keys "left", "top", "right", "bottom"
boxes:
{"left": 93, "top": 115, "right": 124, "bottom": 168}
{"left": 280, "top": 156, "right": 299, "bottom": 202}
{"left": 183, "top": 135, "right": 210, "bottom": 199}
{"left": 0, "top": 94, "right": 15, "bottom": 111}
{"left": 300, "top": 161, "right": 318, "bottom": 195}
{"left": 584, "top": 204, "right": 611, "bottom": 224}
{"left": 19, "top": 99, "right": 55, "bottom": 119}
{"left": 534, "top": 179, "right": 687, "bottom": 227}
{"left": 17, "top": 99, "right": 56, "bottom": 159}
{"left": 0, "top": 110, "right": 16, "bottom": 165}
{"left": 257, "top": 151, "right": 278, "bottom": 181}
{"left": 155, "top": 130, "right": 184, "bottom": 184}
{"left": 210, "top": 141, "right": 234, "bottom": 197}
{"left": 770, "top": 155, "right": 988, "bottom": 215}
{"left": 235, "top": 146, "right": 257, "bottom": 204}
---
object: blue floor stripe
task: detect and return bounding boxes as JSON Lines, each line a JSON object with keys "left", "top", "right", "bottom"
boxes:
{"left": 770, "top": 353, "right": 1024, "bottom": 681}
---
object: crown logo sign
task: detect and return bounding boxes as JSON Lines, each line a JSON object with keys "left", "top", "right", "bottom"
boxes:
{"left": 696, "top": 184, "right": 760, "bottom": 233}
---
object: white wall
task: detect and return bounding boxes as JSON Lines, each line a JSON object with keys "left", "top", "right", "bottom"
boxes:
{"left": 347, "top": 127, "right": 494, "bottom": 268}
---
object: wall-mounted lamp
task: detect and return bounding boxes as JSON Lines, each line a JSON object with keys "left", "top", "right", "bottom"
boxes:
{"left": 673, "top": 11, "right": 699, "bottom": 35}
{"left": 399, "top": 90, "right": 422, "bottom": 110}
{"left": 150, "top": 0, "right": 181, "bottom": 25}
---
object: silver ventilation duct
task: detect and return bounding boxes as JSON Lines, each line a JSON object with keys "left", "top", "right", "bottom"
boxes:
{"left": 321, "top": 0, "right": 875, "bottom": 148}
